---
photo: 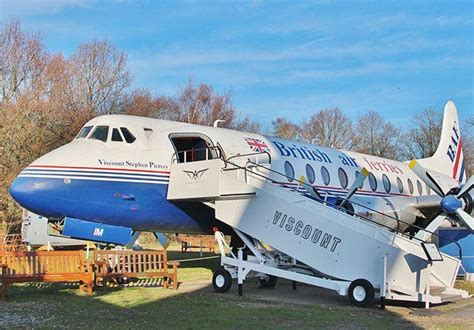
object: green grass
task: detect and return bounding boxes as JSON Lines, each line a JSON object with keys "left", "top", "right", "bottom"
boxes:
{"left": 1, "top": 284, "right": 412, "bottom": 329}
{"left": 0, "top": 244, "right": 471, "bottom": 329}
{"left": 455, "top": 280, "right": 474, "bottom": 295}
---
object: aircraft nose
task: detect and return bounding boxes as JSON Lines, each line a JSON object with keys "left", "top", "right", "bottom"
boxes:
{"left": 9, "top": 176, "right": 36, "bottom": 208}
{"left": 8, "top": 174, "right": 64, "bottom": 218}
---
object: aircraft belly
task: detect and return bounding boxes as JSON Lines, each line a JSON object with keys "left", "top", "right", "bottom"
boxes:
{"left": 10, "top": 176, "right": 209, "bottom": 233}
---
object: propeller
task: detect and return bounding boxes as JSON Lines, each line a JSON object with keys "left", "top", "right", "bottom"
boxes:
{"left": 299, "top": 175, "right": 324, "bottom": 200}
{"left": 409, "top": 160, "right": 474, "bottom": 235}
{"left": 344, "top": 167, "right": 369, "bottom": 201}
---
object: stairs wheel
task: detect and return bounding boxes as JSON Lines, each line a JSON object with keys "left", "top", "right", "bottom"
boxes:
{"left": 348, "top": 279, "right": 375, "bottom": 308}
{"left": 258, "top": 275, "right": 278, "bottom": 288}
{"left": 213, "top": 268, "right": 232, "bottom": 293}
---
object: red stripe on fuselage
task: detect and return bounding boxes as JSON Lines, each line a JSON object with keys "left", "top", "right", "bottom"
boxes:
{"left": 28, "top": 165, "right": 170, "bottom": 174}
{"left": 452, "top": 139, "right": 463, "bottom": 179}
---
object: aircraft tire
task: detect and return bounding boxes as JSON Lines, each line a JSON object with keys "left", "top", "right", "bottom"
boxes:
{"left": 348, "top": 279, "right": 375, "bottom": 308}
{"left": 213, "top": 268, "right": 232, "bottom": 293}
{"left": 258, "top": 275, "right": 277, "bottom": 288}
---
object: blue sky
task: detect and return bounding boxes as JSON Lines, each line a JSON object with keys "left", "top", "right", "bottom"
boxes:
{"left": 1, "top": 0, "right": 473, "bottom": 129}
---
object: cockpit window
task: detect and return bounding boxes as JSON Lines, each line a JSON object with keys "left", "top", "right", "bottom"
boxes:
{"left": 111, "top": 128, "right": 123, "bottom": 142}
{"left": 120, "top": 127, "right": 136, "bottom": 143}
{"left": 89, "top": 126, "right": 109, "bottom": 142}
{"left": 77, "top": 126, "right": 93, "bottom": 139}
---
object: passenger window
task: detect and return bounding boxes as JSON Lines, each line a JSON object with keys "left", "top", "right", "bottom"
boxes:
{"left": 284, "top": 161, "right": 295, "bottom": 182}
{"left": 426, "top": 184, "right": 431, "bottom": 195}
{"left": 321, "top": 166, "right": 330, "bottom": 186}
{"left": 111, "top": 128, "right": 123, "bottom": 142}
{"left": 407, "top": 178, "right": 414, "bottom": 194}
{"left": 306, "top": 164, "right": 315, "bottom": 184}
{"left": 382, "top": 174, "right": 391, "bottom": 193}
{"left": 368, "top": 173, "right": 377, "bottom": 192}
{"left": 417, "top": 180, "right": 423, "bottom": 195}
{"left": 338, "top": 168, "right": 348, "bottom": 189}
{"left": 396, "top": 177, "right": 404, "bottom": 194}
{"left": 77, "top": 126, "right": 93, "bottom": 139}
{"left": 120, "top": 127, "right": 136, "bottom": 143}
{"left": 89, "top": 126, "right": 109, "bottom": 142}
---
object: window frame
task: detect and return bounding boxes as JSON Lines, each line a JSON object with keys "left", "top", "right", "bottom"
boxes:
{"left": 338, "top": 167, "right": 349, "bottom": 189}
{"left": 368, "top": 173, "right": 377, "bottom": 192}
{"left": 321, "top": 166, "right": 331, "bottom": 186}
{"left": 76, "top": 125, "right": 93, "bottom": 139}
{"left": 382, "top": 174, "right": 391, "bottom": 193}
{"left": 396, "top": 177, "right": 404, "bottom": 194}
{"left": 305, "top": 164, "right": 316, "bottom": 184}
{"left": 284, "top": 161, "right": 295, "bottom": 182}
{"left": 88, "top": 125, "right": 110, "bottom": 142}
{"left": 120, "top": 127, "right": 136, "bottom": 144}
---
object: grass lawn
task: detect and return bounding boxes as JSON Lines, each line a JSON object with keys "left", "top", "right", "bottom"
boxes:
{"left": 0, "top": 243, "right": 472, "bottom": 329}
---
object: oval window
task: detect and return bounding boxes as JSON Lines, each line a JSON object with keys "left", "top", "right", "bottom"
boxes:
{"left": 417, "top": 180, "right": 423, "bottom": 195}
{"left": 382, "top": 174, "right": 391, "bottom": 193}
{"left": 338, "top": 168, "right": 348, "bottom": 189}
{"left": 306, "top": 164, "right": 315, "bottom": 184}
{"left": 407, "top": 178, "right": 414, "bottom": 195}
{"left": 284, "top": 161, "right": 295, "bottom": 182}
{"left": 426, "top": 184, "right": 431, "bottom": 195}
{"left": 396, "top": 177, "right": 404, "bottom": 194}
{"left": 321, "top": 166, "right": 330, "bottom": 186}
{"left": 368, "top": 173, "right": 377, "bottom": 192}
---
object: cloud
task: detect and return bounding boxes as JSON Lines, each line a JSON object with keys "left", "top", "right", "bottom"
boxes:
{"left": 0, "top": 0, "right": 93, "bottom": 17}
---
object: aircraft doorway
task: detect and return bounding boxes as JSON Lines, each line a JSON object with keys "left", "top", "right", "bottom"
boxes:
{"left": 170, "top": 134, "right": 219, "bottom": 163}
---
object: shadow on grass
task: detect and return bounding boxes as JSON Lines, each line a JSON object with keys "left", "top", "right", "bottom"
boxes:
{"left": 0, "top": 251, "right": 424, "bottom": 329}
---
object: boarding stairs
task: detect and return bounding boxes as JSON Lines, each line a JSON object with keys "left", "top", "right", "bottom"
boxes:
{"left": 167, "top": 150, "right": 470, "bottom": 307}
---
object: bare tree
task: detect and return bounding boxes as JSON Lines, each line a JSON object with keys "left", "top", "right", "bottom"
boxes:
{"left": 68, "top": 39, "right": 132, "bottom": 116}
{"left": 271, "top": 117, "right": 299, "bottom": 140}
{"left": 404, "top": 108, "right": 442, "bottom": 159}
{"left": 0, "top": 19, "right": 47, "bottom": 103}
{"left": 300, "top": 108, "right": 353, "bottom": 149}
{"left": 353, "top": 111, "right": 403, "bottom": 160}
{"left": 173, "top": 78, "right": 259, "bottom": 132}
{"left": 463, "top": 117, "right": 474, "bottom": 177}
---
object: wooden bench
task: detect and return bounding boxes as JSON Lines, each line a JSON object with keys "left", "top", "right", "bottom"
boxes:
{"left": 94, "top": 250, "right": 179, "bottom": 289}
{"left": 0, "top": 250, "right": 95, "bottom": 297}
{"left": 180, "top": 235, "right": 216, "bottom": 253}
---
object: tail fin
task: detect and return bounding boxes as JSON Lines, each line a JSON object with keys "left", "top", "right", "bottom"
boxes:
{"left": 417, "top": 101, "right": 466, "bottom": 182}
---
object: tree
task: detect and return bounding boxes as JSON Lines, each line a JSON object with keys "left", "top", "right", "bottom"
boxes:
{"left": 463, "top": 117, "right": 474, "bottom": 177}
{"left": 300, "top": 108, "right": 353, "bottom": 149}
{"left": 172, "top": 78, "right": 259, "bottom": 132}
{"left": 271, "top": 117, "right": 299, "bottom": 140}
{"left": 68, "top": 39, "right": 132, "bottom": 116}
{"left": 353, "top": 111, "right": 403, "bottom": 160}
{"left": 404, "top": 108, "right": 442, "bottom": 159}
{"left": 0, "top": 19, "right": 46, "bottom": 103}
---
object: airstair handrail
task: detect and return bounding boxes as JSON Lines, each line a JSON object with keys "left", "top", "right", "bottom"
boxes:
{"left": 222, "top": 158, "right": 463, "bottom": 260}
{"left": 170, "top": 146, "right": 223, "bottom": 164}
{"left": 226, "top": 150, "right": 272, "bottom": 166}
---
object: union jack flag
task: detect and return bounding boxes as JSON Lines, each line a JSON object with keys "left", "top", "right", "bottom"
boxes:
{"left": 245, "top": 137, "right": 270, "bottom": 153}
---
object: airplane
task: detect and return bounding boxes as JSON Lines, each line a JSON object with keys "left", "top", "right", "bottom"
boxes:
{"left": 8, "top": 100, "right": 474, "bottom": 306}
{"left": 9, "top": 100, "right": 472, "bottom": 242}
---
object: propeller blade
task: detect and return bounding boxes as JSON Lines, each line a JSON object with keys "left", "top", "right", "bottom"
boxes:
{"left": 455, "top": 208, "right": 474, "bottom": 231}
{"left": 408, "top": 160, "right": 445, "bottom": 197}
{"left": 414, "top": 213, "right": 447, "bottom": 241}
{"left": 457, "top": 176, "right": 474, "bottom": 198}
{"left": 299, "top": 175, "right": 323, "bottom": 200}
{"left": 344, "top": 167, "right": 369, "bottom": 201}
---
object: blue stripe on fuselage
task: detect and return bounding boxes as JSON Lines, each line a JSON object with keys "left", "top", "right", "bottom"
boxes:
{"left": 10, "top": 176, "right": 206, "bottom": 233}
